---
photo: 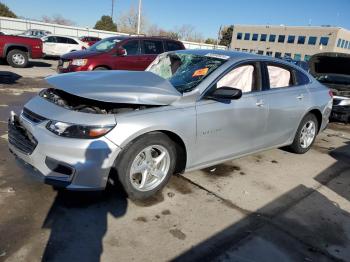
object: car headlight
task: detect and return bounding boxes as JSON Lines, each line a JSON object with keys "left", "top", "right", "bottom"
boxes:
{"left": 71, "top": 59, "right": 88, "bottom": 66}
{"left": 46, "top": 121, "right": 115, "bottom": 139}
{"left": 339, "top": 99, "right": 350, "bottom": 106}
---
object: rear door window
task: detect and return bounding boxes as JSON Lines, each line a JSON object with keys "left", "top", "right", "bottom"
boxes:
{"left": 67, "top": 38, "right": 78, "bottom": 45}
{"left": 267, "top": 64, "right": 293, "bottom": 88}
{"left": 143, "top": 40, "right": 164, "bottom": 54}
{"left": 165, "top": 41, "right": 183, "bottom": 51}
{"left": 121, "top": 40, "right": 140, "bottom": 55}
{"left": 56, "top": 37, "right": 68, "bottom": 44}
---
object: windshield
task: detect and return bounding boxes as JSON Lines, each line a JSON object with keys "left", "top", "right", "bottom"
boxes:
{"left": 88, "top": 37, "right": 123, "bottom": 52}
{"left": 147, "top": 52, "right": 227, "bottom": 93}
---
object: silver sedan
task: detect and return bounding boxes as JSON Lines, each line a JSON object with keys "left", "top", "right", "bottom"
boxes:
{"left": 8, "top": 50, "right": 333, "bottom": 200}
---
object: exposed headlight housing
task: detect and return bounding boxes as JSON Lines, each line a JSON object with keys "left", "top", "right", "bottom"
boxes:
{"left": 71, "top": 59, "right": 88, "bottom": 66}
{"left": 46, "top": 121, "right": 115, "bottom": 139}
{"left": 339, "top": 99, "right": 350, "bottom": 106}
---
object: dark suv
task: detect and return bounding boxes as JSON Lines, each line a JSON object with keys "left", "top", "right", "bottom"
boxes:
{"left": 58, "top": 36, "right": 185, "bottom": 73}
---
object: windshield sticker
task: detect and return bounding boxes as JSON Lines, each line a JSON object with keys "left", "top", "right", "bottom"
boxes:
{"left": 192, "top": 68, "right": 209, "bottom": 77}
{"left": 205, "top": 53, "right": 230, "bottom": 60}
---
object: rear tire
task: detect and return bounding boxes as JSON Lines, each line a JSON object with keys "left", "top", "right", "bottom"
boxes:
{"left": 115, "top": 132, "right": 177, "bottom": 200}
{"left": 7, "top": 49, "right": 29, "bottom": 68}
{"left": 289, "top": 113, "right": 318, "bottom": 154}
{"left": 93, "top": 66, "right": 108, "bottom": 70}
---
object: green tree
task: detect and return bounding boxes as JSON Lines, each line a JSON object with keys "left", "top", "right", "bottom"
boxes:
{"left": 205, "top": 38, "right": 216, "bottom": 45}
{"left": 0, "top": 2, "right": 17, "bottom": 18}
{"left": 94, "top": 15, "right": 117, "bottom": 32}
{"left": 219, "top": 25, "right": 234, "bottom": 47}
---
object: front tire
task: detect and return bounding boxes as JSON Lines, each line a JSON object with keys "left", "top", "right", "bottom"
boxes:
{"left": 115, "top": 132, "right": 177, "bottom": 200}
{"left": 289, "top": 113, "right": 318, "bottom": 154}
{"left": 7, "top": 49, "right": 29, "bottom": 68}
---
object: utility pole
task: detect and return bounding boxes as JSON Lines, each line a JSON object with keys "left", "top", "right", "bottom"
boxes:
{"left": 111, "top": 0, "right": 115, "bottom": 21}
{"left": 137, "top": 0, "right": 142, "bottom": 35}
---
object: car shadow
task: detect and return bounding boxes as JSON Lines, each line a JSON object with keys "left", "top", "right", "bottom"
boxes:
{"left": 0, "top": 71, "right": 22, "bottom": 84}
{"left": 174, "top": 142, "right": 350, "bottom": 261}
{"left": 41, "top": 140, "right": 128, "bottom": 262}
{"left": 27, "top": 61, "right": 52, "bottom": 68}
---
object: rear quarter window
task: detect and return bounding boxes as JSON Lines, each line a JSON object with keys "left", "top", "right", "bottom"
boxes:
{"left": 294, "top": 70, "right": 311, "bottom": 85}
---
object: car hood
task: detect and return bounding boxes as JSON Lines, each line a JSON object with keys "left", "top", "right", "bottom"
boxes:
{"left": 61, "top": 50, "right": 102, "bottom": 59}
{"left": 45, "top": 71, "right": 182, "bottom": 105}
{"left": 309, "top": 52, "right": 350, "bottom": 97}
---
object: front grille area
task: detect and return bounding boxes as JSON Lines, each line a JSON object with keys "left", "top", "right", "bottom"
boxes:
{"left": 22, "top": 108, "right": 46, "bottom": 124}
{"left": 8, "top": 117, "right": 37, "bottom": 155}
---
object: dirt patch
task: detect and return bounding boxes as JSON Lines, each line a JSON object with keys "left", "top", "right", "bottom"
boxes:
{"left": 135, "top": 216, "right": 147, "bottom": 223}
{"left": 169, "top": 229, "right": 186, "bottom": 240}
{"left": 133, "top": 192, "right": 164, "bottom": 207}
{"left": 162, "top": 209, "right": 171, "bottom": 215}
{"left": 167, "top": 175, "right": 193, "bottom": 194}
{"left": 202, "top": 163, "right": 241, "bottom": 177}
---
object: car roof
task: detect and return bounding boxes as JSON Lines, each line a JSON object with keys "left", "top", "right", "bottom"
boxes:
{"left": 42, "top": 34, "right": 80, "bottom": 40}
{"left": 174, "top": 49, "right": 263, "bottom": 60}
{"left": 105, "top": 35, "right": 182, "bottom": 42}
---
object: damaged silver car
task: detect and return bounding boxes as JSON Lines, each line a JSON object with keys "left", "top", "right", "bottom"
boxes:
{"left": 8, "top": 50, "right": 333, "bottom": 200}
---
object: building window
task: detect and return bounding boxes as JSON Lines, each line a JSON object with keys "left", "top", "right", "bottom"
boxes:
{"left": 304, "top": 55, "right": 311, "bottom": 61}
{"left": 235, "top": 48, "right": 240, "bottom": 51}
{"left": 278, "top": 35, "right": 285, "bottom": 43}
{"left": 284, "top": 53, "right": 292, "bottom": 58}
{"left": 266, "top": 51, "right": 273, "bottom": 56}
{"left": 308, "top": 36, "right": 317, "bottom": 45}
{"left": 341, "top": 39, "right": 345, "bottom": 48}
{"left": 252, "top": 33, "right": 258, "bottom": 41}
{"left": 337, "top": 39, "right": 342, "bottom": 47}
{"left": 298, "top": 36, "right": 306, "bottom": 44}
{"left": 269, "top": 34, "right": 276, "bottom": 42}
{"left": 237, "top": 33, "right": 242, "bottom": 40}
{"left": 260, "top": 34, "right": 267, "bottom": 41}
{"left": 249, "top": 49, "right": 255, "bottom": 53}
{"left": 275, "top": 52, "right": 282, "bottom": 58}
{"left": 287, "top": 35, "right": 295, "bottom": 44}
{"left": 244, "top": 33, "right": 251, "bottom": 40}
{"left": 319, "top": 37, "right": 329, "bottom": 46}
{"left": 242, "top": 49, "right": 248, "bottom": 52}
{"left": 345, "top": 41, "right": 349, "bottom": 49}
{"left": 257, "top": 50, "right": 264, "bottom": 55}
{"left": 294, "top": 54, "right": 301, "bottom": 61}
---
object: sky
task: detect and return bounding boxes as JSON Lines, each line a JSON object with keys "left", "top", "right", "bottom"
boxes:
{"left": 2, "top": 0, "right": 350, "bottom": 38}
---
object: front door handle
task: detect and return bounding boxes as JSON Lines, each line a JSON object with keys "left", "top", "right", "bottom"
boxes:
{"left": 297, "top": 94, "right": 304, "bottom": 100}
{"left": 256, "top": 101, "right": 264, "bottom": 107}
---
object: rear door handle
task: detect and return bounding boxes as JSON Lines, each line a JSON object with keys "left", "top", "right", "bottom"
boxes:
{"left": 297, "top": 94, "right": 304, "bottom": 100}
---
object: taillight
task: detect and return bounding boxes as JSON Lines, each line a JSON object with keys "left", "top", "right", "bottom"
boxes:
{"left": 329, "top": 90, "right": 333, "bottom": 98}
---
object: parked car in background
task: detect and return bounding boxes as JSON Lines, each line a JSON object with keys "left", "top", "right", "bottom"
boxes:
{"left": 79, "top": 36, "right": 102, "bottom": 46}
{"left": 57, "top": 36, "right": 185, "bottom": 73}
{"left": 0, "top": 32, "right": 5, "bottom": 35}
{"left": 20, "top": 29, "right": 51, "bottom": 38}
{"left": 309, "top": 52, "right": 350, "bottom": 123}
{"left": 9, "top": 50, "right": 332, "bottom": 200}
{"left": 0, "top": 34, "right": 43, "bottom": 67}
{"left": 41, "top": 35, "right": 89, "bottom": 57}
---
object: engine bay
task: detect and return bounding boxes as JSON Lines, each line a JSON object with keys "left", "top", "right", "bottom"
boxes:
{"left": 39, "top": 88, "right": 155, "bottom": 114}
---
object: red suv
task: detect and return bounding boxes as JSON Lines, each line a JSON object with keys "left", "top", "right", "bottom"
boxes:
{"left": 57, "top": 36, "right": 185, "bottom": 73}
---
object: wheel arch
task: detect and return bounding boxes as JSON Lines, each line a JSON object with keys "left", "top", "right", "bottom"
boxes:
{"left": 4, "top": 44, "right": 30, "bottom": 57}
{"left": 116, "top": 129, "right": 188, "bottom": 175}
{"left": 92, "top": 65, "right": 111, "bottom": 70}
{"left": 306, "top": 108, "right": 323, "bottom": 134}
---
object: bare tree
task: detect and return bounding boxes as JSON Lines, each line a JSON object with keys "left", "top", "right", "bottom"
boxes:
{"left": 117, "top": 5, "right": 148, "bottom": 34}
{"left": 42, "top": 14, "right": 75, "bottom": 26}
{"left": 173, "top": 24, "right": 203, "bottom": 42}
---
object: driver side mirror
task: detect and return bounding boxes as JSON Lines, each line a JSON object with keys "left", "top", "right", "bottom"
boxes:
{"left": 116, "top": 47, "right": 126, "bottom": 56}
{"left": 206, "top": 86, "right": 242, "bottom": 101}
